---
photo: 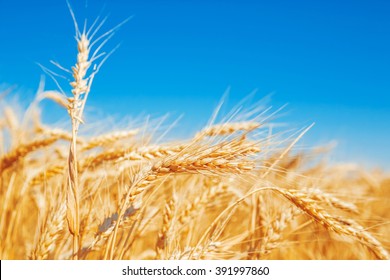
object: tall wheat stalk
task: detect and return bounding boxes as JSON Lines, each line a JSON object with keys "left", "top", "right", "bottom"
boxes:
{"left": 64, "top": 3, "right": 126, "bottom": 259}
{"left": 66, "top": 21, "right": 91, "bottom": 261}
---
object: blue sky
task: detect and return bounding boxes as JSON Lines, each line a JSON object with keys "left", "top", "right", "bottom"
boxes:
{"left": 0, "top": 0, "right": 389, "bottom": 169}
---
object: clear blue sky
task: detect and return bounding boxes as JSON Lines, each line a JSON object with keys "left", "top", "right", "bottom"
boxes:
{"left": 0, "top": 0, "right": 389, "bottom": 169}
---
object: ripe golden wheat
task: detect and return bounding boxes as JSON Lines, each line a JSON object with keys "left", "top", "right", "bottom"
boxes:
{"left": 0, "top": 10, "right": 389, "bottom": 260}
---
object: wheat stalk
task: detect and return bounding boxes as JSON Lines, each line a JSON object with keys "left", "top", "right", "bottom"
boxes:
{"left": 66, "top": 30, "right": 91, "bottom": 260}
{"left": 62, "top": 3, "right": 128, "bottom": 258}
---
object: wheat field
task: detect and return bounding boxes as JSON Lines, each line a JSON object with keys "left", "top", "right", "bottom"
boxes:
{"left": 0, "top": 8, "right": 389, "bottom": 261}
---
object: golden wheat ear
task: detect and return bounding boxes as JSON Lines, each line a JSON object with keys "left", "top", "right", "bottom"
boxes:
{"left": 61, "top": 1, "right": 131, "bottom": 259}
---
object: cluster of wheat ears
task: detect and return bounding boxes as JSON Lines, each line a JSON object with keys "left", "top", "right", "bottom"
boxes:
{"left": 0, "top": 8, "right": 389, "bottom": 260}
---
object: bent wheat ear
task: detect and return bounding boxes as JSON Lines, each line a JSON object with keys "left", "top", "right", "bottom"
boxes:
{"left": 301, "top": 188, "right": 359, "bottom": 214}
{"left": 0, "top": 136, "right": 61, "bottom": 172}
{"left": 272, "top": 188, "right": 389, "bottom": 260}
{"left": 81, "top": 144, "right": 187, "bottom": 170}
{"left": 29, "top": 165, "right": 65, "bottom": 186}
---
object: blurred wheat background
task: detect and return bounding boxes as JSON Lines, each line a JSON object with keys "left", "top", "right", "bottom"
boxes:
{"left": 0, "top": 0, "right": 389, "bottom": 260}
